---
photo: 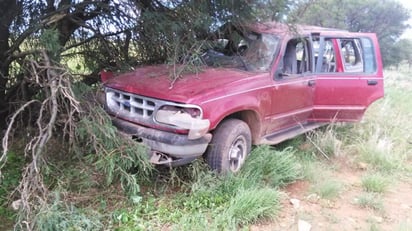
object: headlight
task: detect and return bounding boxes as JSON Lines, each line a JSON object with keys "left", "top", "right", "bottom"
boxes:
{"left": 155, "top": 105, "right": 210, "bottom": 140}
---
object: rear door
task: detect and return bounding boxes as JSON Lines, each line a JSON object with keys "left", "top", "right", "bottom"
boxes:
{"left": 310, "top": 34, "right": 384, "bottom": 122}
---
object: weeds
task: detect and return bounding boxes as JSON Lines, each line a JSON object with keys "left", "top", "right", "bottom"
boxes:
{"left": 34, "top": 192, "right": 104, "bottom": 231}
{"left": 172, "top": 211, "right": 213, "bottom": 231}
{"left": 306, "top": 124, "right": 344, "bottom": 158}
{"left": 351, "top": 70, "right": 412, "bottom": 174}
{"left": 0, "top": 151, "right": 24, "bottom": 229}
{"left": 223, "top": 188, "right": 281, "bottom": 226}
{"left": 241, "top": 145, "right": 303, "bottom": 187}
{"left": 311, "top": 180, "right": 343, "bottom": 200}
{"left": 361, "top": 173, "right": 389, "bottom": 193}
{"left": 356, "top": 130, "right": 401, "bottom": 172}
{"left": 355, "top": 193, "right": 384, "bottom": 212}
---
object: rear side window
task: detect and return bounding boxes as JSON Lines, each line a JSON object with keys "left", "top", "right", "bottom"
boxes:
{"left": 360, "top": 38, "right": 377, "bottom": 73}
{"left": 340, "top": 39, "right": 363, "bottom": 72}
{"left": 338, "top": 38, "right": 377, "bottom": 73}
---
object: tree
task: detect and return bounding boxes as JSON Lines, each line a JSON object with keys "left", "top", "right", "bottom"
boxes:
{"left": 1, "top": 1, "right": 296, "bottom": 229}
{"left": 290, "top": 0, "right": 410, "bottom": 66}
{"left": 0, "top": 0, "right": 295, "bottom": 130}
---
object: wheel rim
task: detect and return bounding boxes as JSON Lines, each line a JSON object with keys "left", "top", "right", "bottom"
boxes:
{"left": 228, "top": 135, "right": 247, "bottom": 172}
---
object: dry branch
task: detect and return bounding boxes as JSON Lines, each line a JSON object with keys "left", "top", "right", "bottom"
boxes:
{"left": 1, "top": 50, "right": 81, "bottom": 230}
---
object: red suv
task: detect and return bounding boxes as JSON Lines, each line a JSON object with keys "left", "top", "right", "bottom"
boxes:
{"left": 102, "top": 23, "right": 384, "bottom": 173}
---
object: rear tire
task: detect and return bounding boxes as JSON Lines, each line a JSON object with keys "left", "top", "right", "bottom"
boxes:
{"left": 205, "top": 119, "right": 252, "bottom": 174}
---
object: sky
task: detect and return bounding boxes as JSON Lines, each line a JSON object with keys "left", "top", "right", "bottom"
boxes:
{"left": 398, "top": 0, "right": 412, "bottom": 39}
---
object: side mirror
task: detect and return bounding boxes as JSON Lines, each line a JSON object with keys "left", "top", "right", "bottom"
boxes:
{"left": 274, "top": 69, "right": 289, "bottom": 80}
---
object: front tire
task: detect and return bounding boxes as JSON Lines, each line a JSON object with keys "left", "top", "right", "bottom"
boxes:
{"left": 205, "top": 119, "right": 252, "bottom": 174}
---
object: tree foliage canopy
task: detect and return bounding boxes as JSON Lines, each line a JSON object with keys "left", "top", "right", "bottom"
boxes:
{"left": 0, "top": 0, "right": 294, "bottom": 129}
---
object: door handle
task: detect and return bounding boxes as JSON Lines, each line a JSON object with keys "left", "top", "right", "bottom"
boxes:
{"left": 308, "top": 80, "right": 316, "bottom": 87}
{"left": 367, "top": 80, "right": 378, "bottom": 86}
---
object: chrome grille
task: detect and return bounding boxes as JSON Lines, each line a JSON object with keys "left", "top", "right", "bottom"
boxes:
{"left": 106, "top": 88, "right": 158, "bottom": 124}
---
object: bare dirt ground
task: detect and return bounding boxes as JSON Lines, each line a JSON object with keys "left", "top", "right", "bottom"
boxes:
{"left": 251, "top": 157, "right": 412, "bottom": 231}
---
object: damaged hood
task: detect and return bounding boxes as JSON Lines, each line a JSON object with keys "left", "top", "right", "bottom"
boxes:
{"left": 104, "top": 64, "right": 261, "bottom": 104}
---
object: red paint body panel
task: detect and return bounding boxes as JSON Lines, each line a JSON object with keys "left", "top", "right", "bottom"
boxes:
{"left": 104, "top": 23, "right": 384, "bottom": 144}
{"left": 105, "top": 65, "right": 257, "bottom": 104}
{"left": 310, "top": 34, "right": 384, "bottom": 121}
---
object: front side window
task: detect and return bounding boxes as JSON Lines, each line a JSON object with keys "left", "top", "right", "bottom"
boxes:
{"left": 282, "top": 38, "right": 312, "bottom": 76}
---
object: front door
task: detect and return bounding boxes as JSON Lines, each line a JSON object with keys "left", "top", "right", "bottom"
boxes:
{"left": 267, "top": 37, "right": 316, "bottom": 133}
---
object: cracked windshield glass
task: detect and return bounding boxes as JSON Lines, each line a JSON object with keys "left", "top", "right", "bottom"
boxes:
{"left": 202, "top": 33, "right": 279, "bottom": 72}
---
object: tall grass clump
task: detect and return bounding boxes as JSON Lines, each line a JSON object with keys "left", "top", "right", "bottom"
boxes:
{"left": 241, "top": 145, "right": 302, "bottom": 187}
{"left": 306, "top": 124, "right": 344, "bottom": 158}
{"left": 158, "top": 145, "right": 301, "bottom": 230}
{"left": 356, "top": 129, "right": 401, "bottom": 172}
{"left": 221, "top": 188, "right": 281, "bottom": 228}
{"left": 361, "top": 173, "right": 389, "bottom": 193}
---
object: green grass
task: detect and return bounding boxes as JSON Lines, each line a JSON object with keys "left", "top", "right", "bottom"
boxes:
{"left": 311, "top": 180, "right": 343, "bottom": 200}
{"left": 361, "top": 173, "right": 389, "bottom": 193}
{"left": 355, "top": 193, "right": 384, "bottom": 212}
{"left": 0, "top": 151, "right": 24, "bottom": 229}
{"left": 240, "top": 145, "right": 303, "bottom": 187}
{"left": 108, "top": 145, "right": 302, "bottom": 230}
{"left": 351, "top": 69, "right": 412, "bottom": 174}
{"left": 26, "top": 191, "right": 104, "bottom": 231}
{"left": 306, "top": 124, "right": 344, "bottom": 158}
{"left": 222, "top": 187, "right": 281, "bottom": 227}
{"left": 6, "top": 67, "right": 412, "bottom": 229}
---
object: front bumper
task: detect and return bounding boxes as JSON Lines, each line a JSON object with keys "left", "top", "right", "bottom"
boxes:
{"left": 112, "top": 117, "right": 212, "bottom": 161}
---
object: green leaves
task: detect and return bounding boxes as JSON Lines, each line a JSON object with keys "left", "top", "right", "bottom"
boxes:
{"left": 40, "top": 29, "right": 62, "bottom": 61}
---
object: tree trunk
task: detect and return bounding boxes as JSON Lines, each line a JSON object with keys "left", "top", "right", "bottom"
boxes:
{"left": 0, "top": 0, "right": 21, "bottom": 129}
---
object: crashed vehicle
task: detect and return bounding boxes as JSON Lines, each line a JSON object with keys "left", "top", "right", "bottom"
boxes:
{"left": 102, "top": 23, "right": 384, "bottom": 173}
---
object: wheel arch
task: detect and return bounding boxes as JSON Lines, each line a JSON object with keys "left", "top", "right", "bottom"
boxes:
{"left": 214, "top": 110, "right": 262, "bottom": 145}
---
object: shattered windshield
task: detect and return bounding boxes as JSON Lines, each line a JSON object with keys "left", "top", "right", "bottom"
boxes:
{"left": 202, "top": 33, "right": 279, "bottom": 72}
